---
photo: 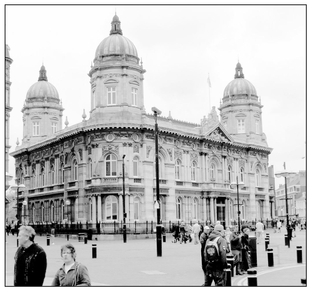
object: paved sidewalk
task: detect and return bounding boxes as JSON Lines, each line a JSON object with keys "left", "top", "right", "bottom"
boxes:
{"left": 5, "top": 227, "right": 307, "bottom": 286}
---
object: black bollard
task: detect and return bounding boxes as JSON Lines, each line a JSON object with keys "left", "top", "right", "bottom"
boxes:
{"left": 163, "top": 235, "right": 166, "bottom": 242}
{"left": 92, "top": 244, "right": 97, "bottom": 258}
{"left": 47, "top": 234, "right": 50, "bottom": 246}
{"left": 226, "top": 255, "right": 235, "bottom": 277}
{"left": 247, "top": 269, "right": 258, "bottom": 286}
{"left": 67, "top": 234, "right": 69, "bottom": 241}
{"left": 267, "top": 248, "right": 274, "bottom": 267}
{"left": 266, "top": 233, "right": 270, "bottom": 242}
{"left": 84, "top": 235, "right": 88, "bottom": 244}
{"left": 265, "top": 237, "right": 269, "bottom": 251}
{"left": 224, "top": 264, "right": 232, "bottom": 286}
{"left": 249, "top": 236, "right": 257, "bottom": 267}
{"left": 301, "top": 278, "right": 306, "bottom": 286}
{"left": 284, "top": 234, "right": 288, "bottom": 246}
{"left": 297, "top": 246, "right": 303, "bottom": 263}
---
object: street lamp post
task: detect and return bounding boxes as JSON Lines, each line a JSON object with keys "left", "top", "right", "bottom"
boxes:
{"left": 152, "top": 107, "right": 162, "bottom": 257}
{"left": 12, "top": 182, "right": 26, "bottom": 225}
{"left": 65, "top": 199, "right": 71, "bottom": 224}
{"left": 22, "top": 200, "right": 28, "bottom": 225}
{"left": 275, "top": 170, "right": 296, "bottom": 248}
{"left": 230, "top": 176, "right": 244, "bottom": 233}
{"left": 122, "top": 154, "right": 127, "bottom": 243}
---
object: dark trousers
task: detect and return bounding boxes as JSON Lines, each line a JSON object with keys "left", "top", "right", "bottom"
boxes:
{"left": 204, "top": 269, "right": 225, "bottom": 286}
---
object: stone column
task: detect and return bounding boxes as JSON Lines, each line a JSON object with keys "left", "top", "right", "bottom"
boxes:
{"left": 97, "top": 194, "right": 102, "bottom": 222}
{"left": 210, "top": 197, "right": 214, "bottom": 223}
{"left": 125, "top": 193, "right": 130, "bottom": 222}
{"left": 92, "top": 195, "right": 96, "bottom": 223}
{"left": 119, "top": 193, "right": 123, "bottom": 222}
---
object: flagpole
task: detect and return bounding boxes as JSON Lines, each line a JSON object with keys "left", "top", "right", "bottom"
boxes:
{"left": 207, "top": 73, "right": 211, "bottom": 111}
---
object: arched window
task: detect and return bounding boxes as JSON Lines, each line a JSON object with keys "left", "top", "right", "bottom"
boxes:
{"left": 210, "top": 163, "right": 217, "bottom": 180}
{"left": 193, "top": 198, "right": 198, "bottom": 219}
{"left": 32, "top": 165, "right": 36, "bottom": 188}
{"left": 41, "top": 203, "right": 45, "bottom": 222}
{"left": 72, "top": 159, "right": 78, "bottom": 181}
{"left": 240, "top": 167, "right": 245, "bottom": 183}
{"left": 40, "top": 165, "right": 45, "bottom": 187}
{"left": 175, "top": 160, "right": 182, "bottom": 180}
{"left": 105, "top": 154, "right": 117, "bottom": 177}
{"left": 50, "top": 202, "right": 54, "bottom": 222}
{"left": 255, "top": 169, "right": 261, "bottom": 186}
{"left": 60, "top": 163, "right": 65, "bottom": 183}
{"left": 50, "top": 164, "right": 55, "bottom": 185}
{"left": 133, "top": 156, "right": 139, "bottom": 177}
{"left": 134, "top": 197, "right": 140, "bottom": 220}
{"left": 228, "top": 166, "right": 232, "bottom": 182}
{"left": 191, "top": 162, "right": 197, "bottom": 182}
{"left": 88, "top": 158, "right": 93, "bottom": 178}
{"left": 176, "top": 198, "right": 182, "bottom": 219}
{"left": 105, "top": 196, "right": 118, "bottom": 220}
{"left": 60, "top": 200, "right": 64, "bottom": 221}
{"left": 229, "top": 199, "right": 234, "bottom": 221}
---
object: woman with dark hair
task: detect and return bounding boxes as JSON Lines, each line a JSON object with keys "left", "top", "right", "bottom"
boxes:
{"left": 52, "top": 243, "right": 91, "bottom": 286}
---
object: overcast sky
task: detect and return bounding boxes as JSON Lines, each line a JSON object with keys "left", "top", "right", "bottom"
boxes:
{"left": 4, "top": 4, "right": 307, "bottom": 187}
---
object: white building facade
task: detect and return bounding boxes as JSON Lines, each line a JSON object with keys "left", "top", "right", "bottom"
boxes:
{"left": 10, "top": 15, "right": 273, "bottom": 227}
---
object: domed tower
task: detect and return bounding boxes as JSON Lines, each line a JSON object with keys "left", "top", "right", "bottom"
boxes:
{"left": 219, "top": 62, "right": 267, "bottom": 146}
{"left": 21, "top": 65, "right": 64, "bottom": 145}
{"left": 88, "top": 14, "right": 146, "bottom": 122}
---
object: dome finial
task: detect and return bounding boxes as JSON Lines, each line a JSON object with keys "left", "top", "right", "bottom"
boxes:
{"left": 38, "top": 65, "right": 48, "bottom": 81}
{"left": 234, "top": 62, "right": 244, "bottom": 79}
{"left": 110, "top": 14, "right": 123, "bottom": 35}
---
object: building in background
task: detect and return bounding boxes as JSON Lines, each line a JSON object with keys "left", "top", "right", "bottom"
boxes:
{"left": 275, "top": 170, "right": 306, "bottom": 221}
{"left": 9, "top": 15, "right": 273, "bottom": 227}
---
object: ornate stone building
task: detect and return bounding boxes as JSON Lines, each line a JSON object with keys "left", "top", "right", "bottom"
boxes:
{"left": 10, "top": 15, "right": 273, "bottom": 227}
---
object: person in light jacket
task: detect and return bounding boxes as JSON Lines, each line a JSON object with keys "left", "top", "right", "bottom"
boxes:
{"left": 52, "top": 243, "right": 91, "bottom": 286}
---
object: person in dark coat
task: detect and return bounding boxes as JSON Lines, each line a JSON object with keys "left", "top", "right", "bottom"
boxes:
{"left": 241, "top": 227, "right": 251, "bottom": 272}
{"left": 200, "top": 226, "right": 212, "bottom": 285}
{"left": 14, "top": 225, "right": 47, "bottom": 286}
{"left": 230, "top": 228, "right": 244, "bottom": 275}
{"left": 203, "top": 224, "right": 228, "bottom": 286}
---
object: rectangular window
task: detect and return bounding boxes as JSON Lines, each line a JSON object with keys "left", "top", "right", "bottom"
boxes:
{"left": 132, "top": 88, "right": 138, "bottom": 106}
{"left": 237, "top": 119, "right": 245, "bottom": 133}
{"left": 33, "top": 122, "right": 40, "bottom": 136}
{"left": 107, "top": 87, "right": 116, "bottom": 105}
{"left": 134, "top": 202, "right": 139, "bottom": 220}
{"left": 51, "top": 122, "right": 57, "bottom": 134}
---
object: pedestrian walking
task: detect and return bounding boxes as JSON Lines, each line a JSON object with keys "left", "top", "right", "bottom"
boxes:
{"left": 255, "top": 221, "right": 264, "bottom": 244}
{"left": 277, "top": 219, "right": 282, "bottom": 233}
{"left": 203, "top": 224, "right": 228, "bottom": 286}
{"left": 230, "top": 229, "right": 244, "bottom": 275}
{"left": 14, "top": 225, "right": 47, "bottom": 286}
{"left": 192, "top": 220, "right": 201, "bottom": 245}
{"left": 52, "top": 243, "right": 91, "bottom": 286}
{"left": 241, "top": 227, "right": 251, "bottom": 273}
{"left": 200, "top": 226, "right": 212, "bottom": 285}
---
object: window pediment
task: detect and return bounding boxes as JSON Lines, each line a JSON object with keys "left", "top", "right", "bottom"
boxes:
{"left": 129, "top": 80, "right": 139, "bottom": 86}
{"left": 104, "top": 79, "right": 119, "bottom": 84}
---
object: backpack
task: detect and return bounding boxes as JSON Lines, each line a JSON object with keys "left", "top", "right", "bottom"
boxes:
{"left": 205, "top": 236, "right": 221, "bottom": 264}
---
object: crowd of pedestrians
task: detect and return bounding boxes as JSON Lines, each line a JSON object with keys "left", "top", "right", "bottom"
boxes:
{"left": 198, "top": 221, "right": 254, "bottom": 286}
{"left": 13, "top": 225, "right": 91, "bottom": 287}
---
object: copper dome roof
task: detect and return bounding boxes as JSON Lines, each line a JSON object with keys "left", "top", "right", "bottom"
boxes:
{"left": 94, "top": 14, "right": 138, "bottom": 59}
{"left": 223, "top": 62, "right": 257, "bottom": 98}
{"left": 26, "top": 65, "right": 59, "bottom": 100}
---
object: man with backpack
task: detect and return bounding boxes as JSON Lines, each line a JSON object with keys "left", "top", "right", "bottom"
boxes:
{"left": 203, "top": 224, "right": 228, "bottom": 286}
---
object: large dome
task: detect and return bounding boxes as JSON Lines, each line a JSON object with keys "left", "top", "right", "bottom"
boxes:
{"left": 26, "top": 65, "right": 59, "bottom": 100}
{"left": 223, "top": 62, "right": 257, "bottom": 98}
{"left": 94, "top": 14, "right": 138, "bottom": 60}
